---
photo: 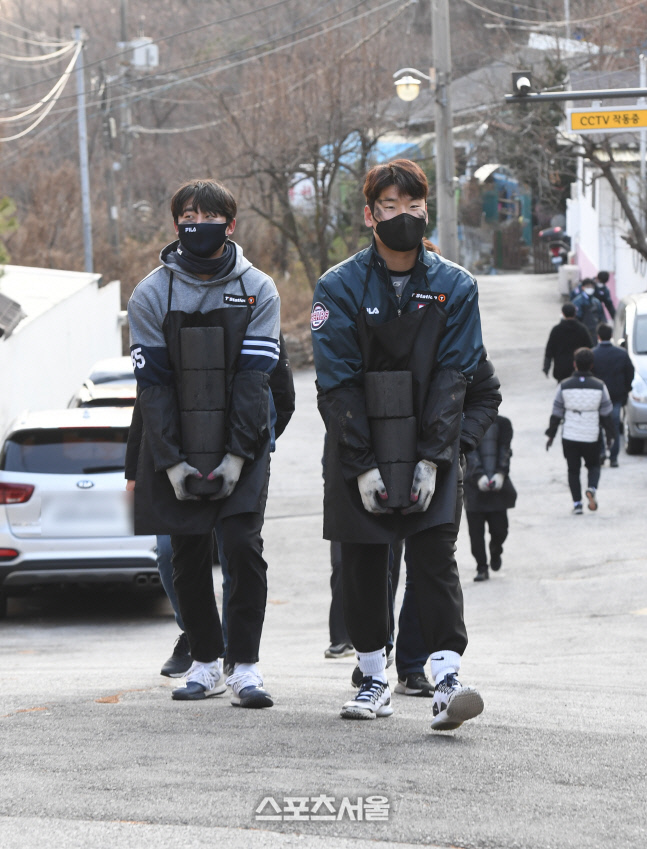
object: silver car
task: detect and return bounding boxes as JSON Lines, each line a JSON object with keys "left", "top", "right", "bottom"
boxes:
{"left": 0, "top": 407, "right": 157, "bottom": 617}
{"left": 613, "top": 292, "right": 647, "bottom": 454}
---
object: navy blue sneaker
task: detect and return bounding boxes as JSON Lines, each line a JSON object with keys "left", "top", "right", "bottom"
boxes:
{"left": 171, "top": 660, "right": 227, "bottom": 700}
{"left": 226, "top": 665, "right": 274, "bottom": 708}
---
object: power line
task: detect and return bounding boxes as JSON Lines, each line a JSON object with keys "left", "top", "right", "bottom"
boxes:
{"left": 0, "top": 42, "right": 80, "bottom": 141}
{"left": 0, "top": 0, "right": 376, "bottom": 116}
{"left": 0, "top": 0, "right": 299, "bottom": 100}
{"left": 460, "top": 0, "right": 647, "bottom": 28}
{"left": 0, "top": 40, "right": 75, "bottom": 63}
{"left": 0, "top": 27, "right": 71, "bottom": 47}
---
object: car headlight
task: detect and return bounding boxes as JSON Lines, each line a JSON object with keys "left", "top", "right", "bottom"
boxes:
{"left": 630, "top": 373, "right": 647, "bottom": 403}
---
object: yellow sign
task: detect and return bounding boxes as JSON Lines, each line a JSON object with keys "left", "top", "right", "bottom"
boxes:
{"left": 568, "top": 106, "right": 647, "bottom": 133}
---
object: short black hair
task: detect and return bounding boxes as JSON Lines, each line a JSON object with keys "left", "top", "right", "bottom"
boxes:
{"left": 574, "top": 347, "right": 594, "bottom": 371}
{"left": 170, "top": 179, "right": 237, "bottom": 224}
{"left": 363, "top": 159, "right": 428, "bottom": 214}
{"left": 597, "top": 323, "right": 613, "bottom": 341}
{"left": 562, "top": 302, "right": 576, "bottom": 318}
{"left": 580, "top": 277, "right": 596, "bottom": 288}
{"left": 597, "top": 271, "right": 609, "bottom": 284}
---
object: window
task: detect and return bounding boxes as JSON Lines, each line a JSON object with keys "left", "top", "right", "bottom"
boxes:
{"left": 0, "top": 428, "right": 129, "bottom": 474}
{"left": 634, "top": 314, "right": 647, "bottom": 355}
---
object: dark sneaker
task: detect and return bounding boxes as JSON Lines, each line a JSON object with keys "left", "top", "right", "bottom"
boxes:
{"left": 573, "top": 502, "right": 583, "bottom": 515}
{"left": 394, "top": 672, "right": 433, "bottom": 697}
{"left": 351, "top": 650, "right": 393, "bottom": 688}
{"left": 474, "top": 569, "right": 489, "bottom": 582}
{"left": 171, "top": 660, "right": 227, "bottom": 700}
{"left": 430, "top": 673, "right": 484, "bottom": 731}
{"left": 585, "top": 488, "right": 598, "bottom": 511}
{"left": 610, "top": 458, "right": 619, "bottom": 468}
{"left": 227, "top": 665, "right": 273, "bottom": 708}
{"left": 160, "top": 632, "right": 192, "bottom": 678}
{"left": 324, "top": 642, "right": 354, "bottom": 659}
{"left": 341, "top": 677, "right": 393, "bottom": 719}
{"left": 490, "top": 554, "right": 502, "bottom": 572}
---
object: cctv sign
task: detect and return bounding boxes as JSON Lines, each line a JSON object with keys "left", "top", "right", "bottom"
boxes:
{"left": 568, "top": 105, "right": 647, "bottom": 133}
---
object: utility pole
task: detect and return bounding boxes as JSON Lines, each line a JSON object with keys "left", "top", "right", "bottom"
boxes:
{"left": 431, "top": 0, "right": 459, "bottom": 263}
{"left": 120, "top": 0, "right": 133, "bottom": 230}
{"left": 99, "top": 66, "right": 121, "bottom": 255}
{"left": 74, "top": 25, "right": 93, "bottom": 274}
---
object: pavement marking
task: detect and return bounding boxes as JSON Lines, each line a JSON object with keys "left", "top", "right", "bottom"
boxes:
{"left": 631, "top": 608, "right": 647, "bottom": 616}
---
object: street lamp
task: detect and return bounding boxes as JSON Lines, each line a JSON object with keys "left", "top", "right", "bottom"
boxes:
{"left": 392, "top": 57, "right": 459, "bottom": 264}
{"left": 393, "top": 68, "right": 431, "bottom": 102}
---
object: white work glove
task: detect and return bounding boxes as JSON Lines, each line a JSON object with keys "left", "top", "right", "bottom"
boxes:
{"left": 402, "top": 459, "right": 437, "bottom": 515}
{"left": 166, "top": 460, "right": 201, "bottom": 501}
{"left": 477, "top": 474, "right": 491, "bottom": 492}
{"left": 490, "top": 473, "right": 505, "bottom": 491}
{"left": 207, "top": 453, "right": 245, "bottom": 500}
{"left": 357, "top": 468, "right": 392, "bottom": 514}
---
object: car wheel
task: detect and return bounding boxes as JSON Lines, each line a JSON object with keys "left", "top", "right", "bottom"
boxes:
{"left": 0, "top": 592, "right": 7, "bottom": 620}
{"left": 625, "top": 434, "right": 645, "bottom": 455}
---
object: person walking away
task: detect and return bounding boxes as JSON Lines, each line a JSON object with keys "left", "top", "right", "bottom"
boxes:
{"left": 543, "top": 302, "right": 593, "bottom": 381}
{"left": 545, "top": 347, "right": 615, "bottom": 514}
{"left": 464, "top": 414, "right": 516, "bottom": 582}
{"left": 594, "top": 271, "right": 615, "bottom": 320}
{"left": 592, "top": 323, "right": 634, "bottom": 467}
{"left": 572, "top": 280, "right": 605, "bottom": 346}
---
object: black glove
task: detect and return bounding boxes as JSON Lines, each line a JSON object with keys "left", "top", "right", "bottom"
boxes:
{"left": 546, "top": 436, "right": 554, "bottom": 451}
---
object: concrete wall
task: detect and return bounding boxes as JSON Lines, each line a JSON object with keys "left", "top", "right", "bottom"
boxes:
{"left": 0, "top": 278, "right": 122, "bottom": 437}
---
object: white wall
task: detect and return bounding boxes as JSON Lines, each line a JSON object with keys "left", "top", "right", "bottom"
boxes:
{"left": 0, "top": 279, "right": 122, "bottom": 436}
{"left": 568, "top": 159, "right": 647, "bottom": 303}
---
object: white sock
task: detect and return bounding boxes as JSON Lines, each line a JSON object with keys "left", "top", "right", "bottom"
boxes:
{"left": 430, "top": 650, "right": 461, "bottom": 686}
{"left": 357, "top": 648, "right": 387, "bottom": 682}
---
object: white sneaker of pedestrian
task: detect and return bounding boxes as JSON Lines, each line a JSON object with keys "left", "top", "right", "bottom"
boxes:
{"left": 340, "top": 676, "right": 394, "bottom": 720}
{"left": 430, "top": 673, "right": 484, "bottom": 731}
{"left": 226, "top": 663, "right": 274, "bottom": 708}
{"left": 172, "top": 659, "right": 227, "bottom": 700}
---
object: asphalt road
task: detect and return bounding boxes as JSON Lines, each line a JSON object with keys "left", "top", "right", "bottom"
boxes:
{"left": 1, "top": 272, "right": 646, "bottom": 849}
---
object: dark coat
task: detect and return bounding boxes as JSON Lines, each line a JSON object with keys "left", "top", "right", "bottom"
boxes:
{"left": 572, "top": 293, "right": 605, "bottom": 344}
{"left": 464, "top": 415, "right": 517, "bottom": 512}
{"left": 544, "top": 318, "right": 592, "bottom": 381}
{"left": 592, "top": 341, "right": 635, "bottom": 405}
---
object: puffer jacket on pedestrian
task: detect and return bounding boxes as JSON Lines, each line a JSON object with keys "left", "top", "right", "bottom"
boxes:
{"left": 464, "top": 415, "right": 517, "bottom": 511}
{"left": 546, "top": 370, "right": 614, "bottom": 443}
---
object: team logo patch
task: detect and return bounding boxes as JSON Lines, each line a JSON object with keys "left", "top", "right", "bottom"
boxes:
{"left": 412, "top": 291, "right": 448, "bottom": 304}
{"left": 224, "top": 293, "right": 255, "bottom": 306}
{"left": 311, "top": 302, "right": 330, "bottom": 330}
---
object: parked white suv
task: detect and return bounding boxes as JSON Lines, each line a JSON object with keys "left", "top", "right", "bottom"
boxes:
{"left": 613, "top": 292, "right": 647, "bottom": 454}
{"left": 0, "top": 407, "right": 157, "bottom": 617}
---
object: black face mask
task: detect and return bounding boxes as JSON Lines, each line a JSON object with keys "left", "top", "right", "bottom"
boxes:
{"left": 177, "top": 222, "right": 228, "bottom": 258}
{"left": 375, "top": 213, "right": 426, "bottom": 252}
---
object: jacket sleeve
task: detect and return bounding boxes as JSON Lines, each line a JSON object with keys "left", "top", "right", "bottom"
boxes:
{"left": 496, "top": 416, "right": 513, "bottom": 475}
{"left": 125, "top": 395, "right": 143, "bottom": 481}
{"left": 466, "top": 445, "right": 487, "bottom": 482}
{"left": 269, "top": 332, "right": 295, "bottom": 440}
{"left": 311, "top": 272, "right": 375, "bottom": 479}
{"left": 128, "top": 295, "right": 184, "bottom": 473}
{"left": 226, "top": 285, "right": 280, "bottom": 460}
{"left": 546, "top": 386, "right": 564, "bottom": 438}
{"left": 459, "top": 355, "right": 502, "bottom": 454}
{"left": 544, "top": 328, "right": 555, "bottom": 373}
{"left": 417, "top": 271, "right": 482, "bottom": 468}
{"left": 417, "top": 367, "right": 467, "bottom": 469}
